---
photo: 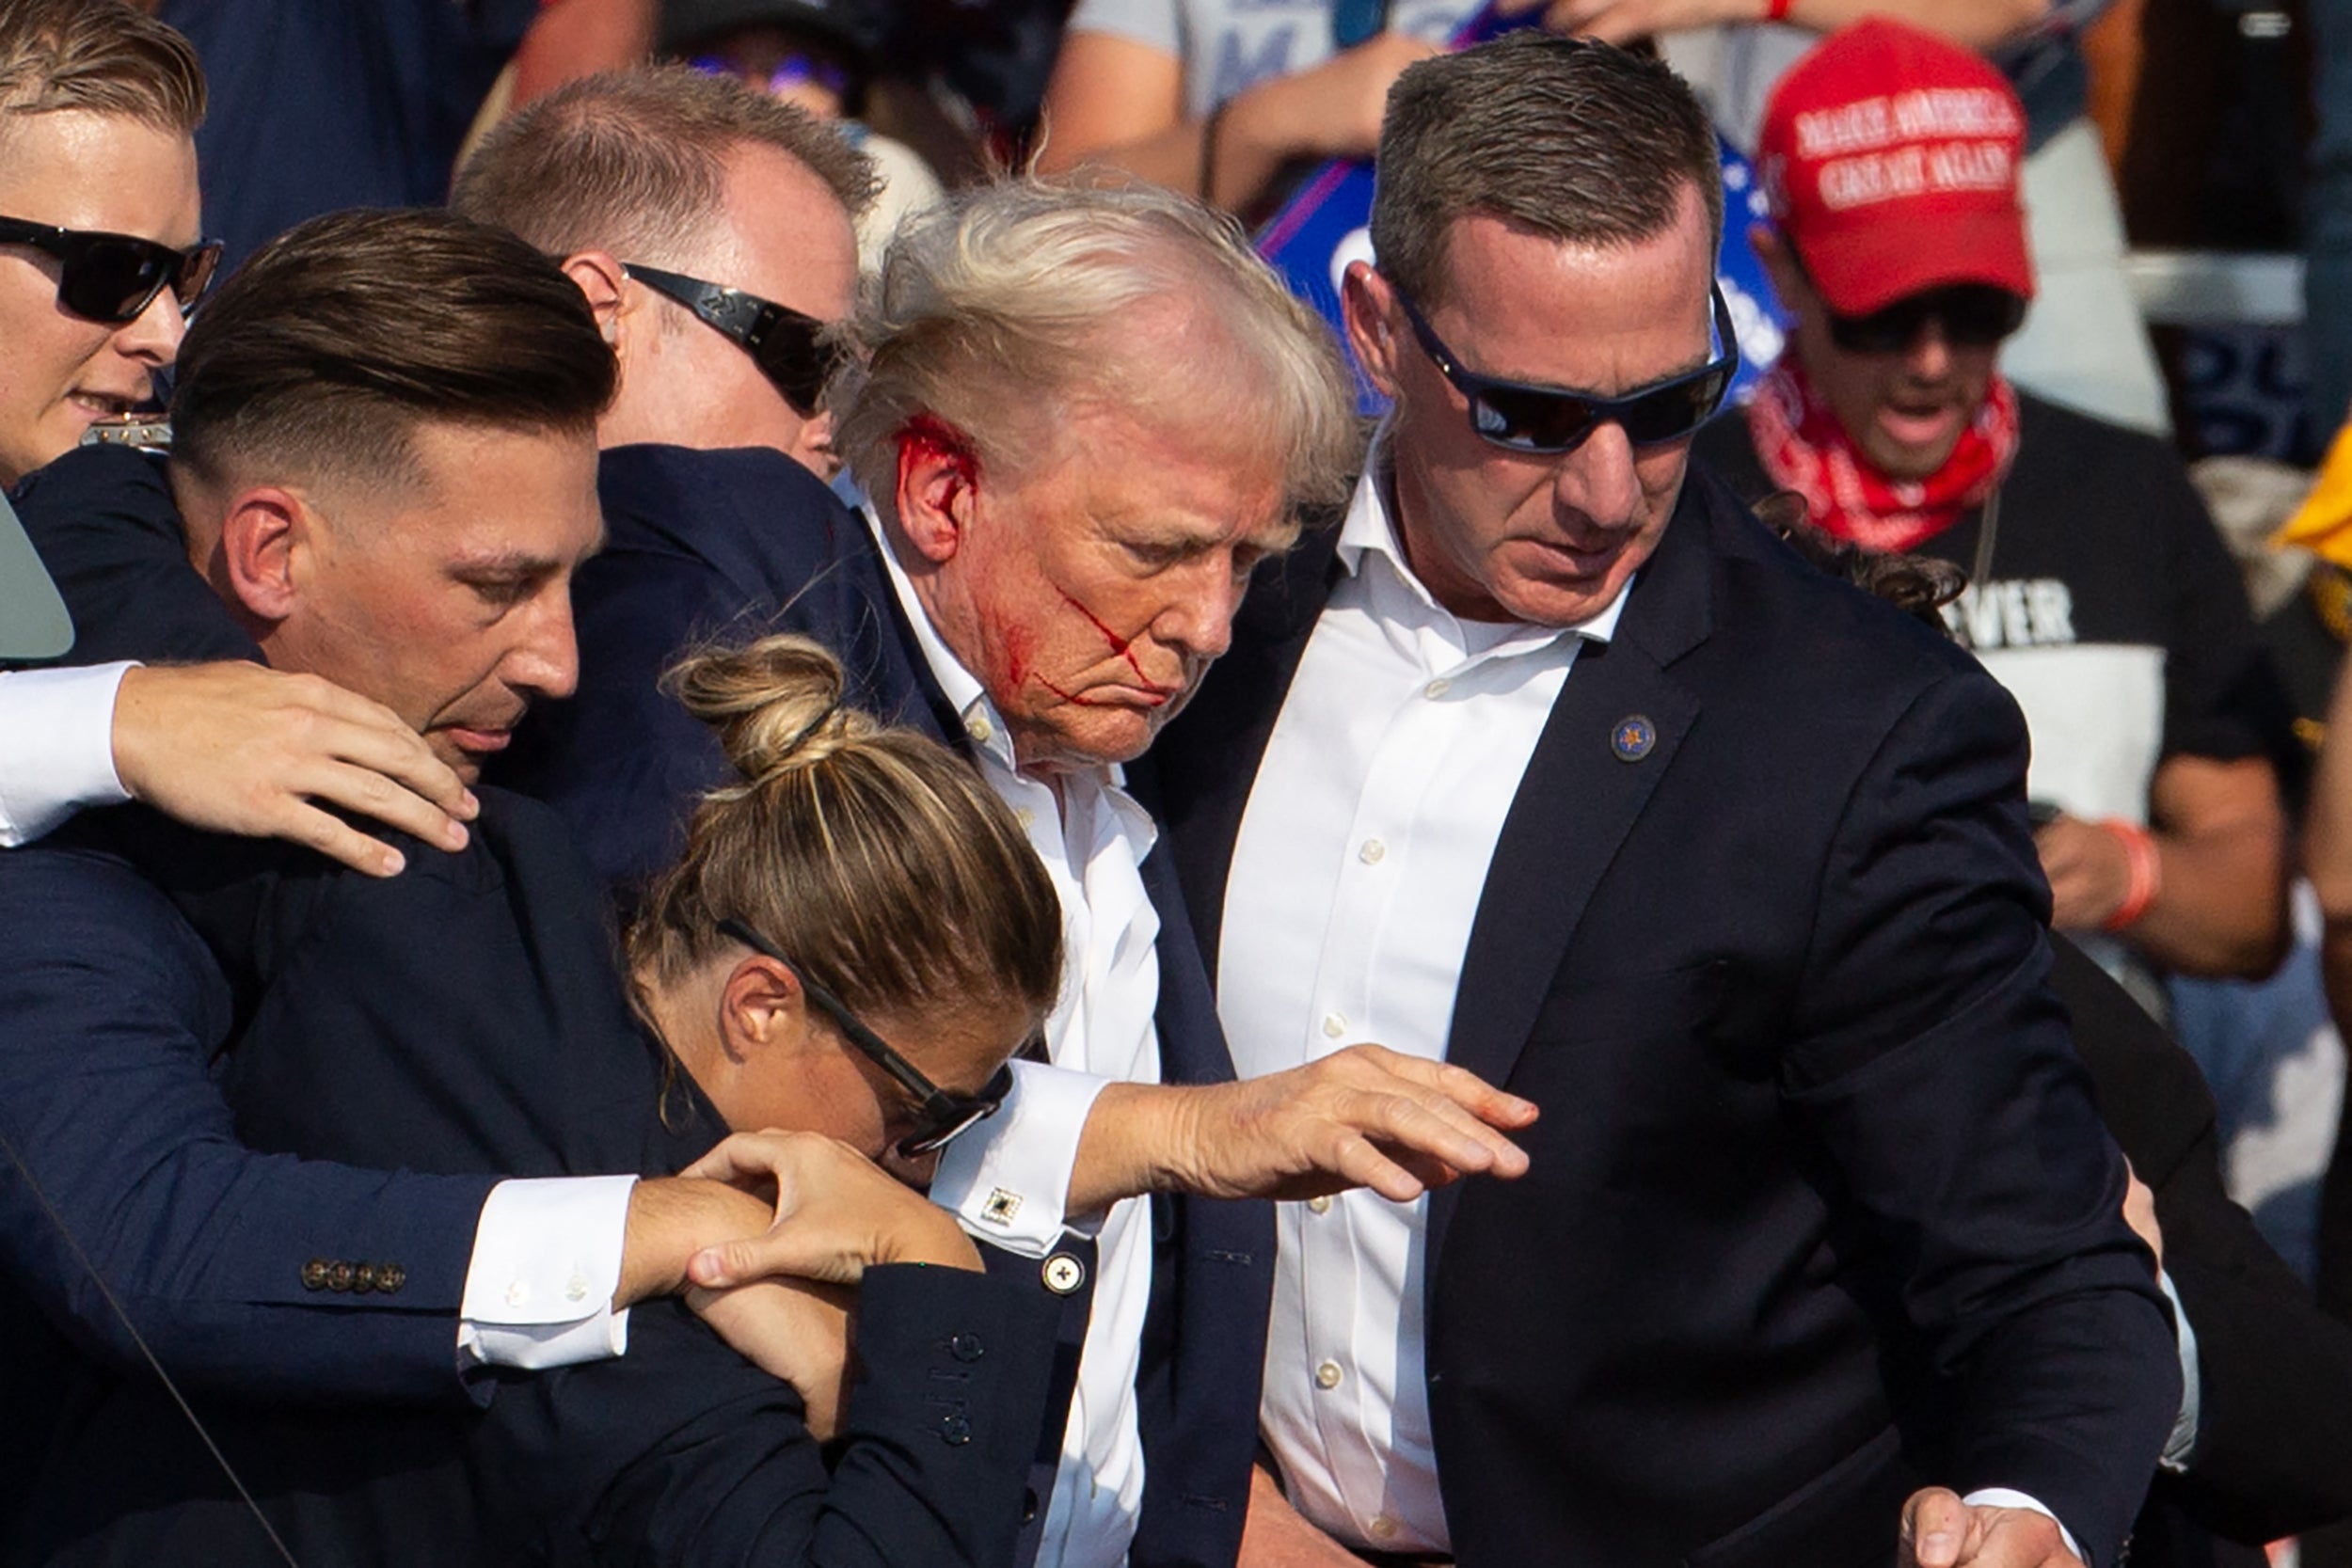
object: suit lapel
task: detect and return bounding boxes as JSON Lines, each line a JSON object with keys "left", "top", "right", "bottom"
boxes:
{"left": 1424, "top": 483, "right": 1720, "bottom": 1275}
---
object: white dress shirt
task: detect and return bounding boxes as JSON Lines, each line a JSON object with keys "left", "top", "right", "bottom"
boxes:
{"left": 1219, "top": 464, "right": 1613, "bottom": 1554}
{"left": 0, "top": 661, "right": 639, "bottom": 1370}
{"left": 1217, "top": 461, "right": 2099, "bottom": 1557}
{"left": 867, "top": 502, "right": 1162, "bottom": 1568}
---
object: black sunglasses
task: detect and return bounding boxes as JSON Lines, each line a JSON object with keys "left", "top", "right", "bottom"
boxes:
{"left": 1396, "top": 282, "right": 1739, "bottom": 454}
{"left": 624, "top": 262, "right": 842, "bottom": 418}
{"left": 0, "top": 215, "right": 222, "bottom": 325}
{"left": 716, "top": 918, "right": 1014, "bottom": 1158}
{"left": 1825, "top": 283, "right": 2028, "bottom": 356}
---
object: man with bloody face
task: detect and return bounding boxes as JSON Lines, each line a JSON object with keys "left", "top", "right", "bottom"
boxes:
{"left": 1695, "top": 21, "right": 2292, "bottom": 1009}
{"left": 507, "top": 175, "right": 1542, "bottom": 1568}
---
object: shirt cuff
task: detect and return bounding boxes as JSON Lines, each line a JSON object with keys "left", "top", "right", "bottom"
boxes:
{"left": 0, "top": 662, "right": 135, "bottom": 847}
{"left": 1961, "top": 1490, "right": 2082, "bottom": 1564}
{"left": 929, "top": 1059, "right": 1112, "bottom": 1258}
{"left": 2155, "top": 1267, "right": 2201, "bottom": 1470}
{"left": 455, "top": 1175, "right": 636, "bottom": 1371}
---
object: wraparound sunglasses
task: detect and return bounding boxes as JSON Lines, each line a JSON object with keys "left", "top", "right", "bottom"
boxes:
{"left": 0, "top": 215, "right": 222, "bottom": 324}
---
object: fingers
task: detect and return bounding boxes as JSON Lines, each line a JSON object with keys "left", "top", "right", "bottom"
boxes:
{"left": 1365, "top": 1048, "right": 1540, "bottom": 1132}
{"left": 1901, "top": 1488, "right": 1968, "bottom": 1568}
{"left": 272, "top": 800, "right": 409, "bottom": 879}
{"left": 687, "top": 1230, "right": 866, "bottom": 1291}
{"left": 301, "top": 755, "right": 470, "bottom": 852}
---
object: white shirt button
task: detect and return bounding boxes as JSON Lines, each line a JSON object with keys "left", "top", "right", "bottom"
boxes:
{"left": 504, "top": 1281, "right": 528, "bottom": 1308}
{"left": 1358, "top": 837, "right": 1387, "bottom": 864}
{"left": 1320, "top": 1012, "right": 1347, "bottom": 1039}
{"left": 1307, "top": 1195, "right": 1332, "bottom": 1215}
{"left": 564, "top": 1272, "right": 590, "bottom": 1304}
{"left": 1314, "top": 1359, "right": 1343, "bottom": 1390}
{"left": 965, "top": 713, "right": 994, "bottom": 744}
{"left": 1369, "top": 1516, "right": 1399, "bottom": 1541}
{"left": 1424, "top": 678, "right": 1451, "bottom": 700}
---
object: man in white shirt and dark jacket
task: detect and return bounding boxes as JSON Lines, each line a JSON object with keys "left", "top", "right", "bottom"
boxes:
{"left": 1135, "top": 31, "right": 2179, "bottom": 1568}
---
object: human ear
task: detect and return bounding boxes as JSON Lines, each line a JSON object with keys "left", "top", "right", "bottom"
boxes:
{"left": 562, "top": 250, "right": 630, "bottom": 347}
{"left": 891, "top": 416, "right": 981, "bottom": 567}
{"left": 717, "top": 955, "right": 812, "bottom": 1067}
{"left": 1752, "top": 226, "right": 1807, "bottom": 313}
{"left": 1342, "top": 261, "right": 1406, "bottom": 401}
{"left": 215, "top": 486, "right": 309, "bottom": 626}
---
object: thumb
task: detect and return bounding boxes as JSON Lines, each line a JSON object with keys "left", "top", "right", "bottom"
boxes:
{"left": 1902, "top": 1488, "right": 1968, "bottom": 1568}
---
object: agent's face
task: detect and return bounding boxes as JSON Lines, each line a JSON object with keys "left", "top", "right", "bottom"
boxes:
{"left": 904, "top": 404, "right": 1295, "bottom": 774}
{"left": 0, "top": 110, "right": 201, "bottom": 487}
{"left": 601, "top": 140, "right": 859, "bottom": 477}
{"left": 231, "top": 420, "right": 605, "bottom": 781}
{"left": 738, "top": 991, "right": 1031, "bottom": 1186}
{"left": 1347, "top": 187, "right": 1717, "bottom": 627}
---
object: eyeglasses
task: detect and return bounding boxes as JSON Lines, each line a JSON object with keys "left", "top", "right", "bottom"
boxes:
{"left": 0, "top": 216, "right": 223, "bottom": 325}
{"left": 623, "top": 263, "right": 843, "bottom": 417}
{"left": 715, "top": 918, "right": 1015, "bottom": 1158}
{"left": 1396, "top": 281, "right": 1739, "bottom": 454}
{"left": 1824, "top": 283, "right": 2027, "bottom": 356}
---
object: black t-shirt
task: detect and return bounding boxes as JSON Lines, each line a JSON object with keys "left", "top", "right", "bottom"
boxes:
{"left": 1693, "top": 391, "right": 2291, "bottom": 818}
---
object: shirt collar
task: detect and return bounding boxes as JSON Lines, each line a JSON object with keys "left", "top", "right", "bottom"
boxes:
{"left": 1335, "top": 442, "right": 1630, "bottom": 647}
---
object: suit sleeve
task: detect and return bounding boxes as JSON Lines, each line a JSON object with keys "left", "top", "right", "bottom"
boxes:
{"left": 1780, "top": 667, "right": 2181, "bottom": 1568}
{"left": 477, "top": 1269, "right": 1058, "bottom": 1567}
{"left": 498, "top": 553, "right": 743, "bottom": 898}
{"left": 0, "top": 844, "right": 494, "bottom": 1404}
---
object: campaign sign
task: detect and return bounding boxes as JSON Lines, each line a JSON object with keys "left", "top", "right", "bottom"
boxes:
{"left": 1255, "top": 7, "right": 1790, "bottom": 413}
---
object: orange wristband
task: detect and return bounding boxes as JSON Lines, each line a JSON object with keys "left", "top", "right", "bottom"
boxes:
{"left": 2099, "top": 817, "right": 2162, "bottom": 932}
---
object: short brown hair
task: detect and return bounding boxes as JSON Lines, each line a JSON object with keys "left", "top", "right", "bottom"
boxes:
{"left": 171, "top": 208, "right": 616, "bottom": 492}
{"left": 0, "top": 0, "right": 202, "bottom": 141}
{"left": 1370, "top": 34, "right": 1722, "bottom": 309}
{"left": 452, "top": 65, "right": 877, "bottom": 265}
{"left": 628, "top": 634, "right": 1063, "bottom": 1033}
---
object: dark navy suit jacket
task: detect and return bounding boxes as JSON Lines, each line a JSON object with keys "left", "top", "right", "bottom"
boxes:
{"left": 0, "top": 447, "right": 1059, "bottom": 1566}
{"left": 1133, "top": 460, "right": 2184, "bottom": 1568}
{"left": 495, "top": 444, "right": 1277, "bottom": 1568}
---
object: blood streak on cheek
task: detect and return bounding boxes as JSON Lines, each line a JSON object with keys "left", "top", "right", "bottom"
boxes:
{"left": 1057, "top": 589, "right": 1148, "bottom": 682}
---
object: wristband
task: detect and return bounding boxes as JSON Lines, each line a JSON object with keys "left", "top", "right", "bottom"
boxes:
{"left": 1766, "top": 0, "right": 1794, "bottom": 21}
{"left": 2099, "top": 817, "right": 2162, "bottom": 932}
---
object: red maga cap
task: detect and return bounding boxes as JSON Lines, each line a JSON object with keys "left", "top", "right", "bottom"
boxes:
{"left": 1756, "top": 19, "right": 2033, "bottom": 318}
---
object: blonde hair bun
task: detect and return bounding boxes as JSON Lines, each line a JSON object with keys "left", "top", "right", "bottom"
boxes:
{"left": 666, "top": 633, "right": 877, "bottom": 785}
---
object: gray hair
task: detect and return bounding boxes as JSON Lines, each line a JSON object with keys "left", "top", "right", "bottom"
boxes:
{"left": 836, "top": 176, "right": 1358, "bottom": 516}
{"left": 1370, "top": 34, "right": 1722, "bottom": 309}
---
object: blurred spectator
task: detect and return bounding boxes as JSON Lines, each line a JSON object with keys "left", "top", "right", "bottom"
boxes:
{"left": 0, "top": 0, "right": 212, "bottom": 489}
{"left": 152, "top": 0, "right": 542, "bottom": 268}
{"left": 661, "top": 0, "right": 947, "bottom": 269}
{"left": 1694, "top": 21, "right": 2292, "bottom": 1013}
{"left": 1660, "top": 0, "right": 2170, "bottom": 435}
{"left": 2307, "top": 0, "right": 2352, "bottom": 440}
{"left": 1035, "top": 0, "right": 1454, "bottom": 216}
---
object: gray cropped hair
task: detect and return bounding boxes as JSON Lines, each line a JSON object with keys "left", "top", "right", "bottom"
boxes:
{"left": 836, "top": 177, "right": 1358, "bottom": 515}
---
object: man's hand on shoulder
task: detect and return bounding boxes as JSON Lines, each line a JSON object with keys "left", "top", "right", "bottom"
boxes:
{"left": 1074, "top": 1043, "right": 1537, "bottom": 1211}
{"left": 1900, "top": 1489, "right": 2082, "bottom": 1568}
{"left": 112, "top": 662, "right": 476, "bottom": 876}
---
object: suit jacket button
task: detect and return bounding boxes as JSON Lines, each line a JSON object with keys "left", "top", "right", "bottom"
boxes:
{"left": 948, "top": 1333, "right": 984, "bottom": 1363}
{"left": 374, "top": 1262, "right": 405, "bottom": 1295}
{"left": 352, "top": 1263, "right": 376, "bottom": 1294}
{"left": 939, "top": 1413, "right": 972, "bottom": 1446}
{"left": 1041, "top": 1254, "right": 1085, "bottom": 1295}
{"left": 301, "top": 1259, "right": 331, "bottom": 1291}
{"left": 326, "top": 1260, "right": 356, "bottom": 1292}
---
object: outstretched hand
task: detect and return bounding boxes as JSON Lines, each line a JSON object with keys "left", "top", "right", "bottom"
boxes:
{"left": 1900, "top": 1489, "right": 2083, "bottom": 1568}
{"left": 1075, "top": 1044, "right": 1536, "bottom": 1212}
{"left": 681, "top": 1130, "right": 981, "bottom": 1290}
{"left": 112, "top": 661, "right": 475, "bottom": 876}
